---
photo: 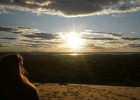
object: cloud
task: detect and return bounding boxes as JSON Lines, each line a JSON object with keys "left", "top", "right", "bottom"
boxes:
{"left": 82, "top": 31, "right": 123, "bottom": 39}
{"left": 82, "top": 31, "right": 140, "bottom": 41}
{"left": 82, "top": 37, "right": 117, "bottom": 40}
{"left": 122, "top": 37, "right": 140, "bottom": 40}
{"left": 0, "top": 26, "right": 61, "bottom": 51}
{"left": 23, "top": 33, "right": 58, "bottom": 39}
{"left": 21, "top": 39, "right": 43, "bottom": 43}
{"left": 0, "top": 26, "right": 59, "bottom": 40}
{"left": 90, "top": 31, "right": 123, "bottom": 37}
{"left": 129, "top": 44, "right": 140, "bottom": 48}
{"left": 81, "top": 30, "right": 140, "bottom": 50}
{"left": 0, "top": 0, "right": 140, "bottom": 17}
{"left": 0, "top": 37, "right": 17, "bottom": 40}
{"left": 19, "top": 39, "right": 61, "bottom": 49}
{"left": 0, "top": 26, "right": 39, "bottom": 34}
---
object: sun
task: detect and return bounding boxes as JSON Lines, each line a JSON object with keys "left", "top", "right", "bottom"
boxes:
{"left": 65, "top": 32, "right": 83, "bottom": 49}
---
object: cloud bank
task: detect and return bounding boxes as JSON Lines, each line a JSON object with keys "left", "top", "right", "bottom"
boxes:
{"left": 0, "top": 26, "right": 61, "bottom": 51}
{"left": 82, "top": 30, "right": 140, "bottom": 50}
{"left": 0, "top": 26, "right": 140, "bottom": 52}
{"left": 0, "top": 0, "right": 140, "bottom": 17}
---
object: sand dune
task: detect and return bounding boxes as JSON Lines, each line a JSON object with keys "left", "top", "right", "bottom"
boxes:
{"left": 34, "top": 83, "right": 140, "bottom": 100}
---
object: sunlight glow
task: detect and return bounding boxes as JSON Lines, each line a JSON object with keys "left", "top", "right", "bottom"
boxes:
{"left": 65, "top": 32, "right": 83, "bottom": 49}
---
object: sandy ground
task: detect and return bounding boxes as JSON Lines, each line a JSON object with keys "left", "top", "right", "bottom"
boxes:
{"left": 34, "top": 83, "right": 140, "bottom": 100}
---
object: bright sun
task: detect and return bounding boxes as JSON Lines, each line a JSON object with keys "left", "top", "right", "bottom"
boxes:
{"left": 65, "top": 32, "right": 82, "bottom": 49}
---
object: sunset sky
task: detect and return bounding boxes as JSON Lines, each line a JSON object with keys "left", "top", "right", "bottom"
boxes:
{"left": 0, "top": 0, "right": 140, "bottom": 52}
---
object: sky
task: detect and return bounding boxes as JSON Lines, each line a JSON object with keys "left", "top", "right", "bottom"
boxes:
{"left": 0, "top": 0, "right": 140, "bottom": 52}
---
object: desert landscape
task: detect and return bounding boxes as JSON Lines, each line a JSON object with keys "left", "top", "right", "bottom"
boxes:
{"left": 1, "top": 52, "right": 140, "bottom": 100}
{"left": 35, "top": 83, "right": 140, "bottom": 100}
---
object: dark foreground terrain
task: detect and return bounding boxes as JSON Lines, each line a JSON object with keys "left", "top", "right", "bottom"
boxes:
{"left": 0, "top": 52, "right": 140, "bottom": 87}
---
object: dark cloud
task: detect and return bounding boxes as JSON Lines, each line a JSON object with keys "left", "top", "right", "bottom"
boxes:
{"left": 0, "top": 37, "right": 17, "bottom": 40}
{"left": 0, "top": 26, "right": 36, "bottom": 34}
{"left": 83, "top": 31, "right": 123, "bottom": 39}
{"left": 21, "top": 37, "right": 61, "bottom": 48}
{"left": 0, "top": 26, "right": 61, "bottom": 45}
{"left": 0, "top": 26, "right": 16, "bottom": 32}
{"left": 32, "top": 44, "right": 56, "bottom": 48}
{"left": 22, "top": 38, "right": 61, "bottom": 44}
{"left": 23, "top": 33, "right": 58, "bottom": 39}
{"left": 90, "top": 31, "right": 123, "bottom": 37}
{"left": 93, "top": 46, "right": 105, "bottom": 49}
{"left": 0, "top": 26, "right": 58, "bottom": 40}
{"left": 46, "top": 41, "right": 61, "bottom": 44}
{"left": 119, "top": 5, "right": 132, "bottom": 11}
{"left": 83, "top": 31, "right": 140, "bottom": 41}
{"left": 21, "top": 39, "right": 43, "bottom": 43}
{"left": 106, "top": 41, "right": 124, "bottom": 44}
{"left": 48, "top": 0, "right": 102, "bottom": 15}
{"left": 82, "top": 37, "right": 117, "bottom": 40}
{"left": 28, "top": 44, "right": 44, "bottom": 48}
{"left": 84, "top": 43, "right": 106, "bottom": 49}
{"left": 122, "top": 37, "right": 140, "bottom": 40}
{"left": 0, "top": 0, "right": 140, "bottom": 17}
{"left": 81, "top": 30, "right": 140, "bottom": 50}
{"left": 118, "top": 2, "right": 140, "bottom": 11}
{"left": 129, "top": 44, "right": 140, "bottom": 48}
{"left": 19, "top": 41, "right": 60, "bottom": 48}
